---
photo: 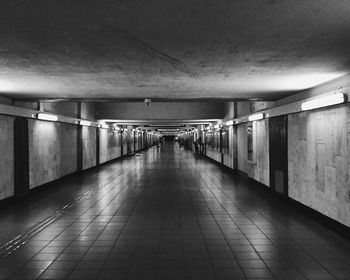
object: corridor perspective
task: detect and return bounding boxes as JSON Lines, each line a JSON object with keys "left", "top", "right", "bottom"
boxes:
{"left": 0, "top": 143, "right": 350, "bottom": 280}
{"left": 1, "top": 1, "right": 350, "bottom": 279}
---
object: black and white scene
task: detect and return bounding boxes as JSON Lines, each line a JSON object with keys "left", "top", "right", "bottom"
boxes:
{"left": 0, "top": 1, "right": 350, "bottom": 279}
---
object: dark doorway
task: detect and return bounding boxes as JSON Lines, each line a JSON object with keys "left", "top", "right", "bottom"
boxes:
{"left": 269, "top": 116, "right": 288, "bottom": 195}
{"left": 14, "top": 117, "right": 29, "bottom": 197}
{"left": 163, "top": 136, "right": 175, "bottom": 141}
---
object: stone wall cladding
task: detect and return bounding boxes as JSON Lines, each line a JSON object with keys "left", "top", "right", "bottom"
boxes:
{"left": 0, "top": 115, "right": 14, "bottom": 200}
{"left": 99, "top": 130, "right": 121, "bottom": 164}
{"left": 28, "top": 120, "right": 77, "bottom": 189}
{"left": 82, "top": 126, "right": 96, "bottom": 170}
{"left": 288, "top": 104, "right": 350, "bottom": 227}
{"left": 249, "top": 120, "right": 270, "bottom": 186}
{"left": 237, "top": 124, "right": 248, "bottom": 174}
{"left": 237, "top": 121, "right": 270, "bottom": 186}
{"left": 206, "top": 149, "right": 221, "bottom": 163}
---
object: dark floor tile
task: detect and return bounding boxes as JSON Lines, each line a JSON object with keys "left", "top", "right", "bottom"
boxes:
{"left": 23, "top": 260, "right": 53, "bottom": 270}
{"left": 68, "top": 269, "right": 100, "bottom": 279}
{"left": 8, "top": 269, "right": 45, "bottom": 280}
{"left": 39, "top": 269, "right": 73, "bottom": 279}
{"left": 98, "top": 269, "right": 128, "bottom": 280}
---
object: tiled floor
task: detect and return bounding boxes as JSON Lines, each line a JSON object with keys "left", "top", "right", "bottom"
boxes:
{"left": 1, "top": 143, "right": 350, "bottom": 279}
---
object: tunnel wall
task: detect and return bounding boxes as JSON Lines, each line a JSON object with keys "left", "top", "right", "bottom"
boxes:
{"left": 82, "top": 126, "right": 97, "bottom": 170}
{"left": 236, "top": 121, "right": 269, "bottom": 186}
{"left": 0, "top": 101, "right": 155, "bottom": 202}
{"left": 223, "top": 126, "right": 236, "bottom": 169}
{"left": 237, "top": 124, "right": 249, "bottom": 174}
{"left": 288, "top": 104, "right": 350, "bottom": 227}
{"left": 99, "top": 129, "right": 122, "bottom": 164}
{"left": 206, "top": 149, "right": 221, "bottom": 163}
{"left": 28, "top": 120, "right": 78, "bottom": 189}
{"left": 0, "top": 115, "right": 14, "bottom": 200}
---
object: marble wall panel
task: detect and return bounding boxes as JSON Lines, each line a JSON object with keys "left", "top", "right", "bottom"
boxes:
{"left": 99, "top": 129, "right": 122, "bottom": 164}
{"left": 237, "top": 120, "right": 269, "bottom": 186}
{"left": 237, "top": 124, "right": 248, "bottom": 174}
{"left": 288, "top": 104, "right": 350, "bottom": 226}
{"left": 0, "top": 115, "right": 14, "bottom": 200}
{"left": 82, "top": 126, "right": 96, "bottom": 170}
{"left": 28, "top": 120, "right": 77, "bottom": 189}
{"left": 249, "top": 120, "right": 270, "bottom": 186}
{"left": 206, "top": 149, "right": 221, "bottom": 163}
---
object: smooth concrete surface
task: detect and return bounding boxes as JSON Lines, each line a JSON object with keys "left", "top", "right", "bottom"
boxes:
{"left": 1, "top": 1, "right": 350, "bottom": 100}
{"left": 42, "top": 103, "right": 79, "bottom": 119}
{"left": 1, "top": 143, "right": 350, "bottom": 279}
{"left": 96, "top": 102, "right": 226, "bottom": 121}
{"left": 0, "top": 115, "right": 14, "bottom": 200}
{"left": 288, "top": 104, "right": 350, "bottom": 227}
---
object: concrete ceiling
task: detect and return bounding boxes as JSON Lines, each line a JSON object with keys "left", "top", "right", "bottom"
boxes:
{"left": 0, "top": 0, "right": 350, "bottom": 101}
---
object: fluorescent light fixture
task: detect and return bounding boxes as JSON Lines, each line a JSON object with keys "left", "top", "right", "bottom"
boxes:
{"left": 100, "top": 123, "right": 109, "bottom": 129}
{"left": 301, "top": 93, "right": 345, "bottom": 111}
{"left": 248, "top": 113, "right": 264, "bottom": 121}
{"left": 226, "top": 120, "right": 234, "bottom": 126}
{"left": 80, "top": 120, "right": 91, "bottom": 126}
{"left": 37, "top": 113, "right": 58, "bottom": 122}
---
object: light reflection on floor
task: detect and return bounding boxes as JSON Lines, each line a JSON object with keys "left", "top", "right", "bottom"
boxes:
{"left": 0, "top": 143, "right": 350, "bottom": 279}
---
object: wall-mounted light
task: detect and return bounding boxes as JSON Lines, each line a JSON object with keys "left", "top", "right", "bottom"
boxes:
{"left": 37, "top": 113, "right": 58, "bottom": 122}
{"left": 100, "top": 123, "right": 109, "bottom": 129}
{"left": 226, "top": 120, "right": 234, "bottom": 126}
{"left": 301, "top": 92, "right": 345, "bottom": 111}
{"left": 80, "top": 120, "right": 91, "bottom": 126}
{"left": 248, "top": 113, "right": 265, "bottom": 121}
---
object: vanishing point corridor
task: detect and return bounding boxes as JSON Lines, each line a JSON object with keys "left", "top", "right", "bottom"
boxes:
{"left": 0, "top": 143, "right": 350, "bottom": 280}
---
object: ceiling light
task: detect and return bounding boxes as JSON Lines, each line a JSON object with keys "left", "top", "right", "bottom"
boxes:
{"left": 226, "top": 120, "right": 234, "bottom": 126}
{"left": 80, "top": 120, "right": 91, "bottom": 126}
{"left": 248, "top": 113, "right": 264, "bottom": 121}
{"left": 301, "top": 92, "right": 345, "bottom": 111}
{"left": 37, "top": 113, "right": 58, "bottom": 122}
